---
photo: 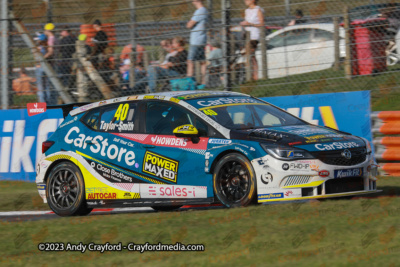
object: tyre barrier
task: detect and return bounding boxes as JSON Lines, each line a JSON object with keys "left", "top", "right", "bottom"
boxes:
{"left": 372, "top": 111, "right": 400, "bottom": 176}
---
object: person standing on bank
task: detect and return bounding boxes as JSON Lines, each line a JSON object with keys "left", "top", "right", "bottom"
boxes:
{"left": 89, "top": 19, "right": 108, "bottom": 69}
{"left": 186, "top": 0, "right": 209, "bottom": 87}
{"left": 240, "top": 0, "right": 264, "bottom": 80}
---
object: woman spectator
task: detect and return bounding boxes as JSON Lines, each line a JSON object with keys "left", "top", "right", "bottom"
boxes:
{"left": 128, "top": 37, "right": 187, "bottom": 94}
{"left": 240, "top": 0, "right": 264, "bottom": 80}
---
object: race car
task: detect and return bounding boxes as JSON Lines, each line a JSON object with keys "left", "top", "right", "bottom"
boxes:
{"left": 36, "top": 91, "right": 379, "bottom": 216}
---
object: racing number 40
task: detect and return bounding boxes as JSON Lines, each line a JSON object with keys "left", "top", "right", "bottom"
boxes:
{"left": 115, "top": 104, "right": 129, "bottom": 121}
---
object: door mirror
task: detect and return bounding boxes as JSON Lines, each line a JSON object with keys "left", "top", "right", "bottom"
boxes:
{"left": 173, "top": 124, "right": 200, "bottom": 143}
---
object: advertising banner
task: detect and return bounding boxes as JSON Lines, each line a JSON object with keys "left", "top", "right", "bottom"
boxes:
{"left": 0, "top": 91, "right": 371, "bottom": 181}
{"left": 261, "top": 90, "right": 372, "bottom": 142}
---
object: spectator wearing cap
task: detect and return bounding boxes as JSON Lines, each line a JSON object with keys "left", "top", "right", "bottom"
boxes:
{"left": 43, "top": 23, "right": 59, "bottom": 104}
{"left": 59, "top": 26, "right": 77, "bottom": 87}
{"left": 186, "top": 0, "right": 209, "bottom": 86}
{"left": 89, "top": 19, "right": 108, "bottom": 68}
{"left": 288, "top": 9, "right": 307, "bottom": 26}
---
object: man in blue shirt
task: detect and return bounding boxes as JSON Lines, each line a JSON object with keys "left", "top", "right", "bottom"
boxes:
{"left": 186, "top": 0, "right": 209, "bottom": 86}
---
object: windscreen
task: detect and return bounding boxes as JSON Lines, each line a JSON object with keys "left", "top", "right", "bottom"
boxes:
{"left": 187, "top": 96, "right": 306, "bottom": 130}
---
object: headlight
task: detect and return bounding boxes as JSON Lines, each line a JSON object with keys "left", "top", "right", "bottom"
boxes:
{"left": 260, "top": 143, "right": 314, "bottom": 160}
{"left": 360, "top": 137, "right": 372, "bottom": 154}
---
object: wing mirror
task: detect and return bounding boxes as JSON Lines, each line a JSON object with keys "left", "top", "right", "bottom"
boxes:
{"left": 173, "top": 124, "right": 200, "bottom": 144}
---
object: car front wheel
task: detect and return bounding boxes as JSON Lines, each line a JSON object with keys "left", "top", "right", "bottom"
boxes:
{"left": 213, "top": 153, "right": 257, "bottom": 208}
{"left": 46, "top": 162, "right": 92, "bottom": 216}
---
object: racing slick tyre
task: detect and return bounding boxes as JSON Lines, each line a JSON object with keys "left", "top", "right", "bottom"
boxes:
{"left": 151, "top": 206, "right": 182, "bottom": 212}
{"left": 213, "top": 153, "right": 257, "bottom": 208}
{"left": 46, "top": 162, "right": 92, "bottom": 217}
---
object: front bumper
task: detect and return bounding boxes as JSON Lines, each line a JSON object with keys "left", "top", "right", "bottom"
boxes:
{"left": 252, "top": 154, "right": 378, "bottom": 203}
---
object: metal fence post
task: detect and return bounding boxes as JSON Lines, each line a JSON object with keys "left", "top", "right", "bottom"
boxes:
{"left": 344, "top": 6, "right": 352, "bottom": 80}
{"left": 129, "top": 0, "right": 136, "bottom": 90}
{"left": 1, "top": 0, "right": 9, "bottom": 109}
{"left": 333, "top": 17, "right": 340, "bottom": 71}
{"left": 44, "top": 0, "right": 52, "bottom": 23}
{"left": 245, "top": 31, "right": 251, "bottom": 82}
{"left": 285, "top": 0, "right": 291, "bottom": 18}
{"left": 260, "top": 26, "right": 267, "bottom": 79}
{"left": 221, "top": 0, "right": 231, "bottom": 91}
{"left": 207, "top": 0, "right": 213, "bottom": 30}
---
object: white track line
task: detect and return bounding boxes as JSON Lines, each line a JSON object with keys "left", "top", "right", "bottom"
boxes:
{"left": 0, "top": 207, "right": 153, "bottom": 217}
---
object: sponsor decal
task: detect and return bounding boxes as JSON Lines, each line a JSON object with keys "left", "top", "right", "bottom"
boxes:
{"left": 112, "top": 133, "right": 209, "bottom": 150}
{"left": 261, "top": 172, "right": 273, "bottom": 185}
{"left": 285, "top": 190, "right": 293, "bottom": 197}
{"left": 65, "top": 127, "right": 136, "bottom": 166}
{"left": 37, "top": 184, "right": 46, "bottom": 190}
{"left": 27, "top": 103, "right": 46, "bottom": 116}
{"left": 287, "top": 151, "right": 294, "bottom": 158}
{"left": 127, "top": 96, "right": 138, "bottom": 100}
{"left": 197, "top": 97, "right": 259, "bottom": 107}
{"left": 141, "top": 184, "right": 207, "bottom": 198}
{"left": 123, "top": 192, "right": 132, "bottom": 199}
{"left": 319, "top": 170, "right": 330, "bottom": 177}
{"left": 310, "top": 164, "right": 320, "bottom": 171}
{"left": 289, "top": 163, "right": 310, "bottom": 170}
{"left": 258, "top": 193, "right": 284, "bottom": 199}
{"left": 209, "top": 139, "right": 232, "bottom": 145}
{"left": 112, "top": 98, "right": 120, "bottom": 103}
{"left": 169, "top": 97, "right": 180, "bottom": 103}
{"left": 90, "top": 161, "right": 133, "bottom": 183}
{"left": 86, "top": 187, "right": 117, "bottom": 199}
{"left": 179, "top": 93, "right": 213, "bottom": 100}
{"left": 142, "top": 151, "right": 179, "bottom": 183}
{"left": 151, "top": 136, "right": 187, "bottom": 147}
{"left": 86, "top": 201, "right": 98, "bottom": 205}
{"left": 282, "top": 163, "right": 289, "bottom": 171}
{"left": 315, "top": 142, "right": 360, "bottom": 151}
{"left": 100, "top": 121, "right": 135, "bottom": 132}
{"left": 80, "top": 103, "right": 93, "bottom": 111}
{"left": 334, "top": 168, "right": 363, "bottom": 178}
{"left": 144, "top": 95, "right": 165, "bottom": 100}
{"left": 59, "top": 116, "right": 78, "bottom": 128}
{"left": 99, "top": 100, "right": 107, "bottom": 106}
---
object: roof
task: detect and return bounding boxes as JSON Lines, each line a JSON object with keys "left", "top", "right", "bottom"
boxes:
{"left": 267, "top": 23, "right": 345, "bottom": 39}
{"left": 69, "top": 91, "right": 248, "bottom": 116}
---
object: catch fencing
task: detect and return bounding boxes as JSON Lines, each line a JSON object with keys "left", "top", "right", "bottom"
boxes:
{"left": 1, "top": 0, "right": 400, "bottom": 108}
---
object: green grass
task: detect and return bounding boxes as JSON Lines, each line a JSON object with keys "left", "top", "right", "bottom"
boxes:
{"left": 0, "top": 177, "right": 399, "bottom": 266}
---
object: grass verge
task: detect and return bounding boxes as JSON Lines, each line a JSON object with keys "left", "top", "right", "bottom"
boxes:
{"left": 0, "top": 177, "right": 399, "bottom": 266}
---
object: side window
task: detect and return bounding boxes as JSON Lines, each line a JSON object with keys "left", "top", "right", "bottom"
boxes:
{"left": 312, "top": 29, "right": 334, "bottom": 42}
{"left": 99, "top": 102, "right": 137, "bottom": 133}
{"left": 146, "top": 102, "right": 194, "bottom": 135}
{"left": 82, "top": 109, "right": 101, "bottom": 130}
{"left": 284, "top": 29, "right": 312, "bottom": 46}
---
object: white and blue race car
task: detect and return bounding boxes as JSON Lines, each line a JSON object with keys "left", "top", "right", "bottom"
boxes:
{"left": 36, "top": 91, "right": 379, "bottom": 216}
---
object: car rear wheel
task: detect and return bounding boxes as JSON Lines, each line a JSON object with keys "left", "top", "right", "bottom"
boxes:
{"left": 151, "top": 206, "right": 182, "bottom": 212}
{"left": 213, "top": 153, "right": 257, "bottom": 208}
{"left": 46, "top": 162, "right": 92, "bottom": 216}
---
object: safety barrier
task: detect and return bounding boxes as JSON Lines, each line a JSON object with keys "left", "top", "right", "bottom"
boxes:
{"left": 372, "top": 111, "right": 400, "bottom": 176}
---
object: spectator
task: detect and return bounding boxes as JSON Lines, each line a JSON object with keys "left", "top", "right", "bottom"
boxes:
{"left": 12, "top": 68, "right": 37, "bottom": 101}
{"left": 186, "top": 0, "right": 209, "bottom": 86}
{"left": 240, "top": 0, "right": 264, "bottom": 80}
{"left": 207, "top": 40, "right": 223, "bottom": 87}
{"left": 207, "top": 40, "right": 223, "bottom": 68}
{"left": 59, "top": 26, "right": 77, "bottom": 87}
{"left": 120, "top": 43, "right": 146, "bottom": 66}
{"left": 160, "top": 38, "right": 177, "bottom": 65}
{"left": 89, "top": 19, "right": 108, "bottom": 68}
{"left": 129, "top": 36, "right": 188, "bottom": 94}
{"left": 34, "top": 33, "right": 49, "bottom": 103}
{"left": 288, "top": 9, "right": 307, "bottom": 26}
{"left": 43, "top": 23, "right": 59, "bottom": 104}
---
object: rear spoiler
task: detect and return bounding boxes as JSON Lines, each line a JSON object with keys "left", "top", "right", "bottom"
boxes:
{"left": 47, "top": 102, "right": 92, "bottom": 119}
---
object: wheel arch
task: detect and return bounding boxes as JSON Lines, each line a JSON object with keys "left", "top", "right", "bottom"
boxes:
{"left": 44, "top": 159, "right": 78, "bottom": 184}
{"left": 209, "top": 149, "right": 249, "bottom": 174}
